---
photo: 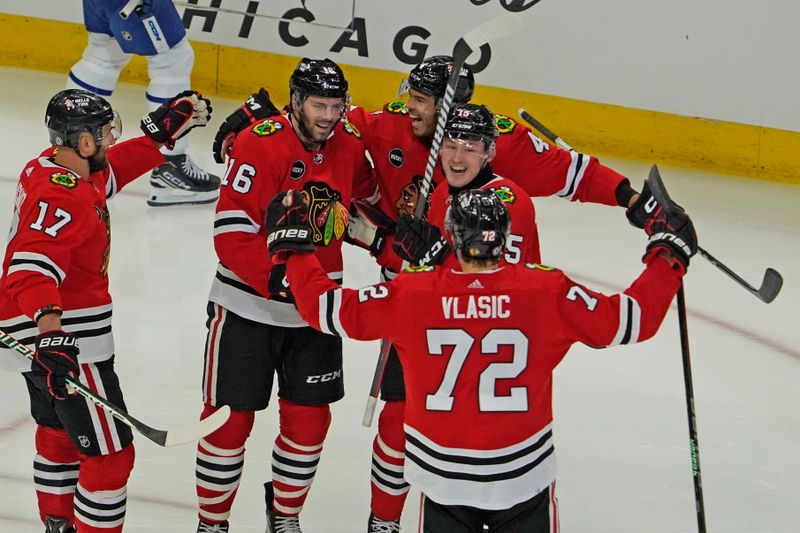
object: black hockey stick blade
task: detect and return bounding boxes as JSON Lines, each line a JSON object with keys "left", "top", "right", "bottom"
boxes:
{"left": 0, "top": 328, "right": 231, "bottom": 447}
{"left": 648, "top": 165, "right": 783, "bottom": 303}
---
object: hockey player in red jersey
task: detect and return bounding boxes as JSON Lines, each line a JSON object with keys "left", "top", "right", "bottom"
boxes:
{"left": 345, "top": 57, "right": 657, "bottom": 531}
{"left": 266, "top": 187, "right": 697, "bottom": 532}
{"left": 394, "top": 103, "right": 540, "bottom": 271}
{"left": 194, "top": 58, "right": 371, "bottom": 533}
{"left": 0, "top": 88, "right": 211, "bottom": 533}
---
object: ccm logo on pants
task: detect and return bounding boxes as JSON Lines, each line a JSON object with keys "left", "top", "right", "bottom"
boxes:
{"left": 306, "top": 370, "right": 342, "bottom": 384}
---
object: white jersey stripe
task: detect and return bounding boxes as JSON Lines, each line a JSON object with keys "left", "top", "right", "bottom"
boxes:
{"left": 609, "top": 294, "right": 642, "bottom": 346}
{"left": 9, "top": 251, "right": 66, "bottom": 284}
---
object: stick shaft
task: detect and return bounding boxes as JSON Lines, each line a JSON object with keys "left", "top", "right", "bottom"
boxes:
{"left": 677, "top": 285, "right": 707, "bottom": 532}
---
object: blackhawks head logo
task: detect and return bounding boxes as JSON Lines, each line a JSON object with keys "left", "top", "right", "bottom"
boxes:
{"left": 394, "top": 175, "right": 431, "bottom": 218}
{"left": 304, "top": 182, "right": 348, "bottom": 246}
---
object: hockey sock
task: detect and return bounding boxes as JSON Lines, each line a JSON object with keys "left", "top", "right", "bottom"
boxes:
{"left": 196, "top": 404, "right": 254, "bottom": 524}
{"left": 34, "top": 425, "right": 80, "bottom": 527}
{"left": 74, "top": 443, "right": 134, "bottom": 532}
{"left": 370, "top": 400, "right": 410, "bottom": 521}
{"left": 271, "top": 399, "right": 331, "bottom": 515}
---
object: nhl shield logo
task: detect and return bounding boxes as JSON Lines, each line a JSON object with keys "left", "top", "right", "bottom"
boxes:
{"left": 78, "top": 435, "right": 91, "bottom": 448}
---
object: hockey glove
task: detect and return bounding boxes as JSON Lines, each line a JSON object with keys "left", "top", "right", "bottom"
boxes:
{"left": 266, "top": 190, "right": 315, "bottom": 264}
{"left": 212, "top": 88, "right": 281, "bottom": 163}
{"left": 345, "top": 199, "right": 396, "bottom": 256}
{"left": 32, "top": 331, "right": 80, "bottom": 400}
{"left": 392, "top": 215, "right": 451, "bottom": 266}
{"left": 140, "top": 90, "right": 212, "bottom": 149}
{"left": 643, "top": 206, "right": 697, "bottom": 274}
{"left": 625, "top": 180, "right": 662, "bottom": 229}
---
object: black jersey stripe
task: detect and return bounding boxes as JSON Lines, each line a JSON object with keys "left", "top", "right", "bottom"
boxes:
{"left": 215, "top": 270, "right": 263, "bottom": 297}
{"left": 324, "top": 289, "right": 341, "bottom": 336}
{"left": 405, "top": 445, "right": 555, "bottom": 483}
{"left": 405, "top": 429, "right": 552, "bottom": 467}
{"left": 620, "top": 297, "right": 634, "bottom": 345}
{"left": 9, "top": 258, "right": 64, "bottom": 284}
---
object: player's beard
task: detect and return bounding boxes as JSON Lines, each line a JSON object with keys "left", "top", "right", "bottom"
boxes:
{"left": 295, "top": 106, "right": 337, "bottom": 145}
{"left": 87, "top": 146, "right": 109, "bottom": 173}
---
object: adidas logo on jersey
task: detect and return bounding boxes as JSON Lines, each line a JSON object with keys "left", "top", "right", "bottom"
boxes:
{"left": 467, "top": 279, "right": 484, "bottom": 289}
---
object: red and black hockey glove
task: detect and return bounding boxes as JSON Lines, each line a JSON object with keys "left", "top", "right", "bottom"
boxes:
{"left": 32, "top": 331, "right": 80, "bottom": 400}
{"left": 643, "top": 207, "right": 697, "bottom": 274}
{"left": 212, "top": 88, "right": 281, "bottom": 163}
{"left": 140, "top": 90, "right": 212, "bottom": 149}
{"left": 266, "top": 190, "right": 315, "bottom": 264}
{"left": 392, "top": 215, "right": 451, "bottom": 266}
{"left": 345, "top": 199, "right": 396, "bottom": 256}
{"left": 625, "top": 180, "right": 662, "bottom": 229}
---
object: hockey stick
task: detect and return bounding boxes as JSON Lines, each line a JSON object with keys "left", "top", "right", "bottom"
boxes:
{"left": 647, "top": 165, "right": 706, "bottom": 532}
{"left": 123, "top": 1, "right": 354, "bottom": 31}
{"left": 0, "top": 328, "right": 230, "bottom": 447}
{"left": 517, "top": 108, "right": 784, "bottom": 303}
{"left": 361, "top": 13, "right": 525, "bottom": 427}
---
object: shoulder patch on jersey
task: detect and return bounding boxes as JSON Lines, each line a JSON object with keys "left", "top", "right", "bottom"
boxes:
{"left": 403, "top": 265, "right": 435, "bottom": 273}
{"left": 494, "top": 114, "right": 517, "bottom": 134}
{"left": 524, "top": 263, "right": 558, "bottom": 272}
{"left": 489, "top": 185, "right": 516, "bottom": 205}
{"left": 49, "top": 172, "right": 77, "bottom": 189}
{"left": 251, "top": 119, "right": 284, "bottom": 137}
{"left": 342, "top": 118, "right": 362, "bottom": 138}
{"left": 385, "top": 101, "right": 408, "bottom": 114}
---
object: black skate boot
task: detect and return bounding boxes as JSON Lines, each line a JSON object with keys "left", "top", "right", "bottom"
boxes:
{"left": 368, "top": 512, "right": 401, "bottom": 532}
{"left": 264, "top": 481, "right": 302, "bottom": 533}
{"left": 197, "top": 519, "right": 229, "bottom": 532}
{"left": 148, "top": 153, "right": 220, "bottom": 206}
{"left": 44, "top": 515, "right": 75, "bottom": 533}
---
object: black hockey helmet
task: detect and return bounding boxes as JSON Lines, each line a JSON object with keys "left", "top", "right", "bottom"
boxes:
{"left": 45, "top": 89, "right": 117, "bottom": 148}
{"left": 405, "top": 55, "right": 474, "bottom": 103}
{"left": 445, "top": 189, "right": 509, "bottom": 260}
{"left": 289, "top": 57, "right": 349, "bottom": 101}
{"left": 444, "top": 103, "right": 498, "bottom": 148}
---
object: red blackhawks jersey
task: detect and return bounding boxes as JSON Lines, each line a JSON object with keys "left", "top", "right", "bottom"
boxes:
{"left": 210, "top": 113, "right": 371, "bottom": 326}
{"left": 347, "top": 103, "right": 628, "bottom": 272}
{"left": 427, "top": 172, "right": 541, "bottom": 267}
{"left": 0, "top": 137, "right": 165, "bottom": 371}
{"left": 285, "top": 252, "right": 680, "bottom": 509}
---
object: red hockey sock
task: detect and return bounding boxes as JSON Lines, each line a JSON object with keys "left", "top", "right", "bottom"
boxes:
{"left": 370, "top": 400, "right": 409, "bottom": 521}
{"left": 271, "top": 399, "right": 331, "bottom": 515}
{"left": 34, "top": 425, "right": 80, "bottom": 527}
{"left": 74, "top": 443, "right": 134, "bottom": 533}
{"left": 196, "top": 404, "right": 254, "bottom": 524}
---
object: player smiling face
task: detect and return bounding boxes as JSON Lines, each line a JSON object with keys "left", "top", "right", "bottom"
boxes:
{"left": 405, "top": 88, "right": 438, "bottom": 138}
{"left": 294, "top": 95, "right": 345, "bottom": 144}
{"left": 439, "top": 135, "right": 494, "bottom": 189}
